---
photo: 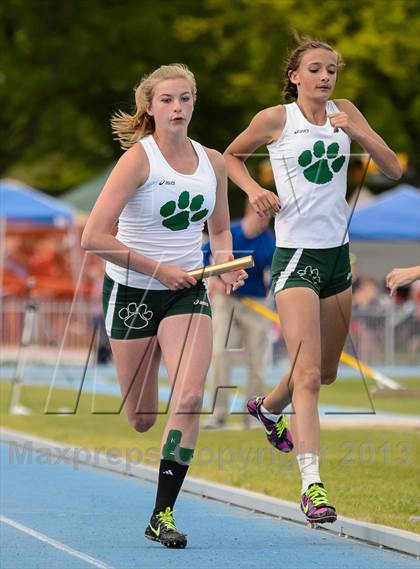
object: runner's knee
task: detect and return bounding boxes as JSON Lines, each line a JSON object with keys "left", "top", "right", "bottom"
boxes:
{"left": 294, "top": 366, "right": 321, "bottom": 393}
{"left": 129, "top": 413, "right": 157, "bottom": 433}
{"left": 321, "top": 371, "right": 337, "bottom": 385}
{"left": 177, "top": 391, "right": 203, "bottom": 414}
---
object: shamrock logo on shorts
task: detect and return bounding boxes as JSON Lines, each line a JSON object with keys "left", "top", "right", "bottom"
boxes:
{"left": 118, "top": 302, "right": 153, "bottom": 329}
{"left": 298, "top": 140, "right": 345, "bottom": 184}
{"left": 160, "top": 191, "right": 208, "bottom": 231}
{"left": 297, "top": 265, "right": 321, "bottom": 285}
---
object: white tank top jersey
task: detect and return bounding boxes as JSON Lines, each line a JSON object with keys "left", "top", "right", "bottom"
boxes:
{"left": 105, "top": 135, "right": 217, "bottom": 289}
{"left": 267, "top": 101, "right": 351, "bottom": 249}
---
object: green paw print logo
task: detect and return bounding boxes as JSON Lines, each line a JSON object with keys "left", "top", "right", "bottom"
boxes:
{"left": 160, "top": 191, "right": 208, "bottom": 231}
{"left": 298, "top": 140, "right": 346, "bottom": 184}
{"left": 297, "top": 265, "right": 321, "bottom": 285}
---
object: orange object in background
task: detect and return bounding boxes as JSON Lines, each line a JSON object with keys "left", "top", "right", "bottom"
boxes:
{"left": 2, "top": 224, "right": 93, "bottom": 299}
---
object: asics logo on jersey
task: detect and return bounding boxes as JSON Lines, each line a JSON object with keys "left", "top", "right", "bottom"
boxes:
{"left": 118, "top": 302, "right": 153, "bottom": 329}
{"left": 159, "top": 179, "right": 176, "bottom": 185}
{"left": 160, "top": 191, "right": 208, "bottom": 231}
{"left": 298, "top": 140, "right": 345, "bottom": 184}
{"left": 294, "top": 128, "right": 309, "bottom": 134}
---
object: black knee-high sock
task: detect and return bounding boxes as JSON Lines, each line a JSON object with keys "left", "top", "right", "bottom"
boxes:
{"left": 153, "top": 459, "right": 189, "bottom": 514}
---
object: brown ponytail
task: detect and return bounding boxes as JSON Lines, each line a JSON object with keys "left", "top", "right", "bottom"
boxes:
{"left": 282, "top": 36, "right": 343, "bottom": 102}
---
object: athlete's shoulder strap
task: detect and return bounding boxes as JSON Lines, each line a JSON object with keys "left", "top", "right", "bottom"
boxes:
{"left": 190, "top": 138, "right": 216, "bottom": 176}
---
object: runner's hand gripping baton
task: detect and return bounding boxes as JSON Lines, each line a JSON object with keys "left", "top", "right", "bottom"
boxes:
{"left": 188, "top": 255, "right": 254, "bottom": 279}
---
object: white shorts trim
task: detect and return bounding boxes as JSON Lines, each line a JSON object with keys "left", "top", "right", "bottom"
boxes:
{"left": 105, "top": 280, "right": 118, "bottom": 335}
{"left": 274, "top": 248, "right": 303, "bottom": 294}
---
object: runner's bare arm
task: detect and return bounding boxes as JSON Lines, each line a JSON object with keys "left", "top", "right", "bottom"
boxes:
{"left": 332, "top": 99, "right": 402, "bottom": 180}
{"left": 224, "top": 106, "right": 285, "bottom": 216}
{"left": 206, "top": 149, "right": 247, "bottom": 292}
{"left": 205, "top": 149, "right": 233, "bottom": 265}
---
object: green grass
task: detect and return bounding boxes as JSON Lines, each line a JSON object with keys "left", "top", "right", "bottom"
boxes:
{"left": 319, "top": 377, "right": 420, "bottom": 415}
{"left": 1, "top": 381, "right": 419, "bottom": 533}
{"left": 114, "top": 375, "right": 419, "bottom": 415}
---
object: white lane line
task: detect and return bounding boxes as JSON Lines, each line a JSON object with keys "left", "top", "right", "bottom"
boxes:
{"left": 0, "top": 515, "right": 116, "bottom": 569}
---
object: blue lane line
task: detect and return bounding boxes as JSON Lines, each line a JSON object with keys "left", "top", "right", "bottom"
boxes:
{"left": 2, "top": 367, "right": 418, "bottom": 419}
{"left": 1, "top": 442, "right": 417, "bottom": 569}
{"left": 2, "top": 363, "right": 418, "bottom": 382}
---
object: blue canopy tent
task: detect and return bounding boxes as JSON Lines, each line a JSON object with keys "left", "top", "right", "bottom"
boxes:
{"left": 0, "top": 179, "right": 75, "bottom": 226}
{"left": 349, "top": 185, "right": 420, "bottom": 241}
{"left": 348, "top": 185, "right": 420, "bottom": 279}
{"left": 0, "top": 179, "right": 79, "bottom": 295}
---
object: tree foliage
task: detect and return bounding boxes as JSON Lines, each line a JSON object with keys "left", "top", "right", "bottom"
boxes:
{"left": 1, "top": 0, "right": 419, "bottom": 194}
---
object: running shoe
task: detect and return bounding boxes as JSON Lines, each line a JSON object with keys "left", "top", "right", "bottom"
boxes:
{"left": 300, "top": 483, "right": 337, "bottom": 524}
{"left": 247, "top": 396, "right": 293, "bottom": 452}
{"left": 145, "top": 507, "right": 187, "bottom": 548}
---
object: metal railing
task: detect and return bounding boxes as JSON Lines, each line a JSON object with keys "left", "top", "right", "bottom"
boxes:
{"left": 1, "top": 298, "right": 94, "bottom": 352}
{"left": 1, "top": 297, "right": 419, "bottom": 366}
